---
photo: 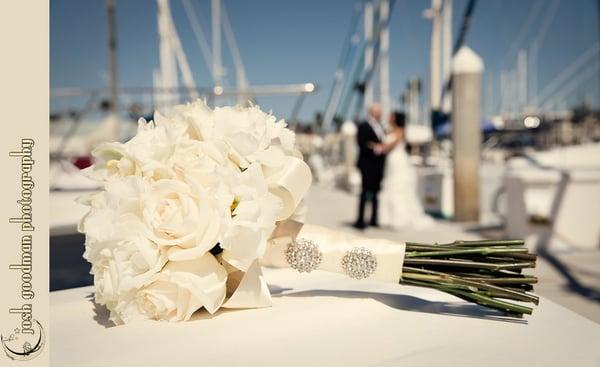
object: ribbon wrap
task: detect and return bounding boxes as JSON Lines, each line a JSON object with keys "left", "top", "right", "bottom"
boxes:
{"left": 264, "top": 223, "right": 406, "bottom": 283}
{"left": 264, "top": 156, "right": 313, "bottom": 221}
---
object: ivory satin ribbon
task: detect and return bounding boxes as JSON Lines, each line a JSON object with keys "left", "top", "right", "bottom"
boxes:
{"left": 263, "top": 223, "right": 406, "bottom": 284}
{"left": 264, "top": 155, "right": 313, "bottom": 221}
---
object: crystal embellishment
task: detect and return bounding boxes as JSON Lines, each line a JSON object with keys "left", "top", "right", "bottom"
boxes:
{"left": 341, "top": 247, "right": 377, "bottom": 279}
{"left": 285, "top": 238, "right": 322, "bottom": 273}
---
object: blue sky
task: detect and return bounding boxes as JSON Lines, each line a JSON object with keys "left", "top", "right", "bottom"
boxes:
{"left": 51, "top": 0, "right": 600, "bottom": 121}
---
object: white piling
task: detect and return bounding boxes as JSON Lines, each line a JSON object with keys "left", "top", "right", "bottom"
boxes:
{"left": 451, "top": 46, "right": 484, "bottom": 222}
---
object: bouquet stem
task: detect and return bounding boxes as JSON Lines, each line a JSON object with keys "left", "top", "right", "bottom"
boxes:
{"left": 400, "top": 239, "right": 538, "bottom": 317}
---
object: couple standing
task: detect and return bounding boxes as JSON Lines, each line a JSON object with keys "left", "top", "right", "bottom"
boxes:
{"left": 353, "top": 104, "right": 433, "bottom": 230}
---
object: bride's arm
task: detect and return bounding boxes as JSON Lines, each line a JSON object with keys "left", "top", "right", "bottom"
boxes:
{"left": 370, "top": 129, "right": 403, "bottom": 154}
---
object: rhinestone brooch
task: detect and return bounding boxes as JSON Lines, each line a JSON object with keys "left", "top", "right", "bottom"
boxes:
{"left": 341, "top": 247, "right": 377, "bottom": 279}
{"left": 285, "top": 238, "right": 322, "bottom": 273}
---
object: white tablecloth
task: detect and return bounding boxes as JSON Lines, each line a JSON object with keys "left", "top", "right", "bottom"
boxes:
{"left": 50, "top": 268, "right": 600, "bottom": 367}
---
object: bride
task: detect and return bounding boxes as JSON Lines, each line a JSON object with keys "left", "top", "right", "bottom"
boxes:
{"left": 370, "top": 112, "right": 434, "bottom": 230}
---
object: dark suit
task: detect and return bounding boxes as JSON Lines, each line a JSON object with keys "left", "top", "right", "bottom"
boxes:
{"left": 355, "top": 120, "right": 386, "bottom": 226}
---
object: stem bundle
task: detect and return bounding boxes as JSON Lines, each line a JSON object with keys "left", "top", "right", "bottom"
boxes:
{"left": 400, "top": 239, "right": 538, "bottom": 317}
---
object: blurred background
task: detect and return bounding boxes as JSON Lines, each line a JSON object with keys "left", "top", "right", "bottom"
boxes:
{"left": 50, "top": 0, "right": 600, "bottom": 322}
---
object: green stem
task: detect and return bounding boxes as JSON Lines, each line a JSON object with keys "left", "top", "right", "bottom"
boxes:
{"left": 402, "top": 271, "right": 539, "bottom": 304}
{"left": 403, "top": 258, "right": 536, "bottom": 271}
{"left": 405, "top": 247, "right": 528, "bottom": 258}
{"left": 401, "top": 278, "right": 533, "bottom": 315}
{"left": 399, "top": 238, "right": 538, "bottom": 317}
{"left": 442, "top": 239, "right": 526, "bottom": 247}
{"left": 406, "top": 239, "right": 525, "bottom": 247}
{"left": 459, "top": 276, "right": 538, "bottom": 285}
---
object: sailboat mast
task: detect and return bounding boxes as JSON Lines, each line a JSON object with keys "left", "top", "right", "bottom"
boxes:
{"left": 106, "top": 0, "right": 119, "bottom": 140}
{"left": 379, "top": 0, "right": 391, "bottom": 126}
{"left": 428, "top": 0, "right": 442, "bottom": 113}
{"left": 212, "top": 0, "right": 223, "bottom": 93}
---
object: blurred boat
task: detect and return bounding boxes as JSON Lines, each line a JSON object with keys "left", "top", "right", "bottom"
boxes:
{"left": 504, "top": 143, "right": 600, "bottom": 250}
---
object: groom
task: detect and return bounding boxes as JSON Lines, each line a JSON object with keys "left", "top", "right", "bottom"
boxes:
{"left": 353, "top": 103, "right": 386, "bottom": 230}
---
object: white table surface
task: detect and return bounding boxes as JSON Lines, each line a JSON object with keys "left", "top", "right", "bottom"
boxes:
{"left": 50, "top": 267, "right": 600, "bottom": 367}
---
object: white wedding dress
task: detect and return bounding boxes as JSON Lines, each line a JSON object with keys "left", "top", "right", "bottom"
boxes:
{"left": 379, "top": 135, "right": 434, "bottom": 230}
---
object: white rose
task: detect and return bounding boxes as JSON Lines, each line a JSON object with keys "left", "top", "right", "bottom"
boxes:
{"left": 84, "top": 176, "right": 230, "bottom": 260}
{"left": 141, "top": 178, "right": 230, "bottom": 262}
{"left": 79, "top": 180, "right": 230, "bottom": 324}
{"left": 80, "top": 206, "right": 167, "bottom": 317}
{"left": 113, "top": 254, "right": 227, "bottom": 323}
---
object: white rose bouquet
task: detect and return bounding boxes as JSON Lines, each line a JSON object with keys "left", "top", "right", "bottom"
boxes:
{"left": 80, "top": 101, "right": 539, "bottom": 325}
{"left": 79, "top": 101, "right": 311, "bottom": 324}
